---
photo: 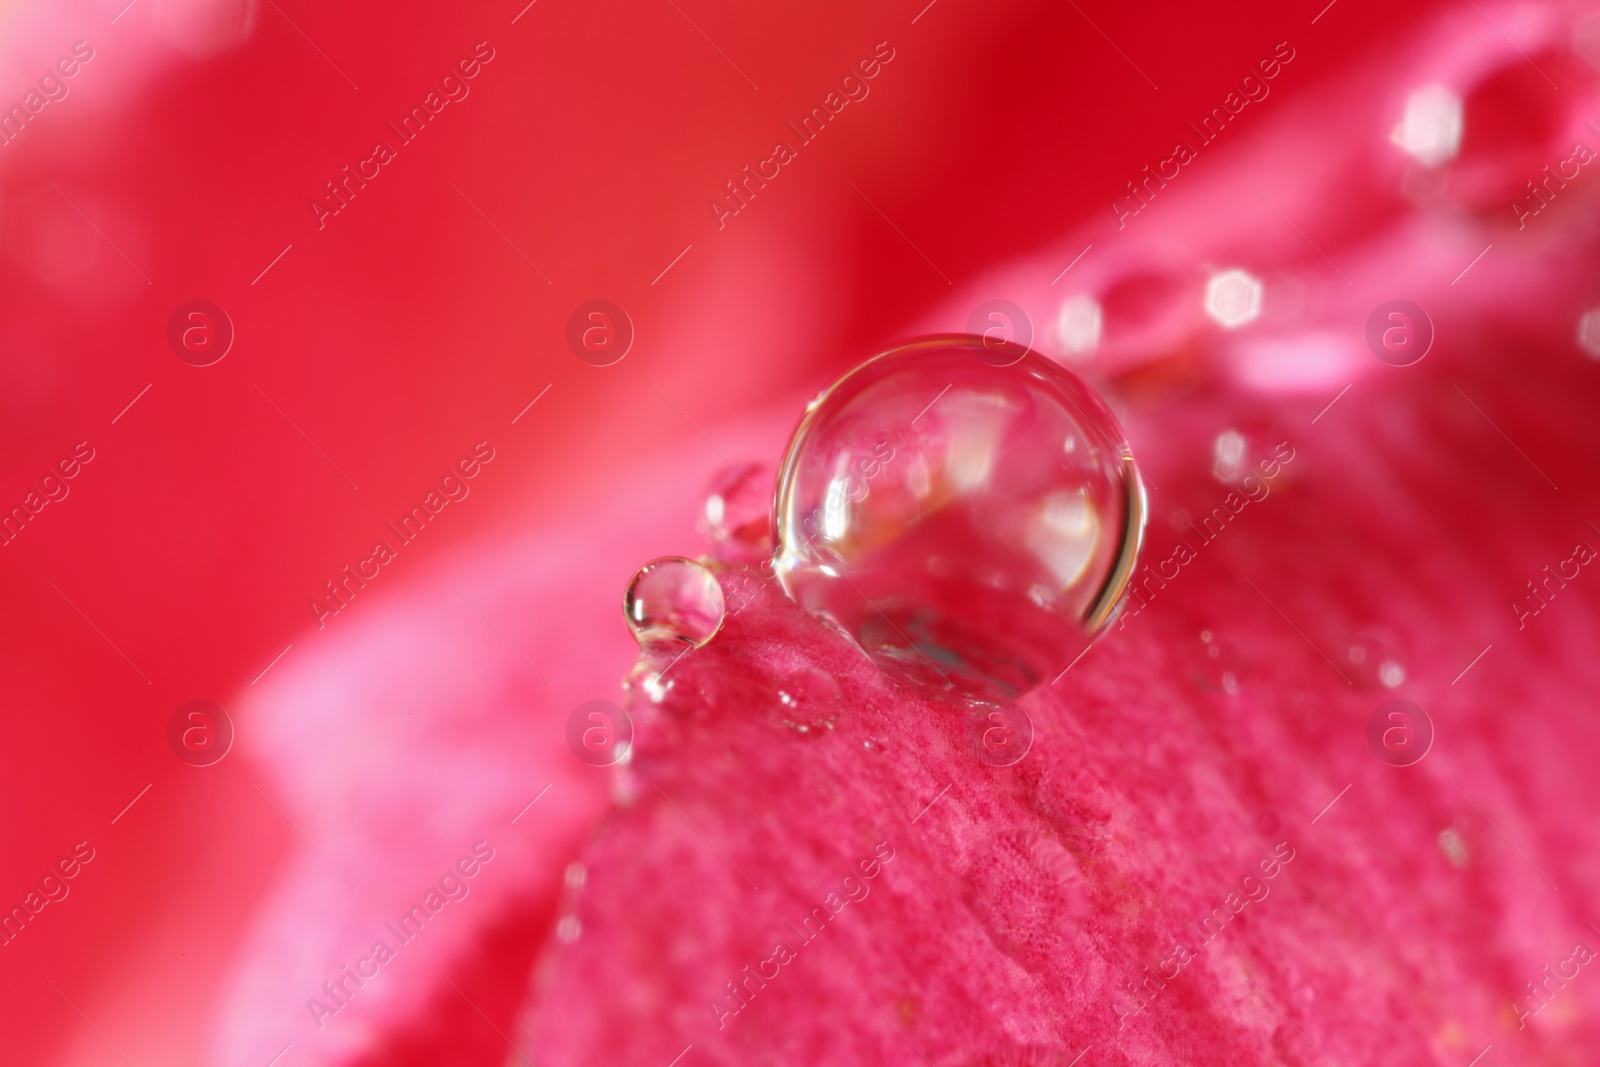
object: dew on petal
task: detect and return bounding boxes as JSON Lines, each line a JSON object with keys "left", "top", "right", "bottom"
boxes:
{"left": 1196, "top": 628, "right": 1247, "bottom": 695}
{"left": 776, "top": 667, "right": 841, "bottom": 736}
{"left": 772, "top": 335, "right": 1144, "bottom": 697}
{"left": 623, "top": 557, "right": 726, "bottom": 648}
{"left": 1204, "top": 269, "right": 1263, "bottom": 329}
{"left": 1391, "top": 84, "right": 1463, "bottom": 167}
{"left": 777, "top": 667, "right": 840, "bottom": 711}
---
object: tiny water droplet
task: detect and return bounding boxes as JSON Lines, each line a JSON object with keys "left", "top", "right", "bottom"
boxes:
{"left": 628, "top": 662, "right": 675, "bottom": 704}
{"left": 775, "top": 667, "right": 841, "bottom": 737}
{"left": 564, "top": 861, "right": 586, "bottom": 891}
{"left": 1196, "top": 628, "right": 1248, "bottom": 694}
{"left": 772, "top": 336, "right": 1144, "bottom": 698}
{"left": 777, "top": 668, "right": 839, "bottom": 708}
{"left": 623, "top": 557, "right": 726, "bottom": 649}
{"left": 556, "top": 915, "right": 582, "bottom": 943}
{"left": 1210, "top": 421, "right": 1293, "bottom": 489}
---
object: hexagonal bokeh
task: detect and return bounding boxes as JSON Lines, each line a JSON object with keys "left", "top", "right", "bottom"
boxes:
{"left": 1204, "top": 269, "right": 1263, "bottom": 329}
{"left": 1390, "top": 84, "right": 1462, "bottom": 168}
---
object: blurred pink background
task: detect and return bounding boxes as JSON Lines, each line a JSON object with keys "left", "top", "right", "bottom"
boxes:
{"left": 7, "top": 0, "right": 1600, "bottom": 1062}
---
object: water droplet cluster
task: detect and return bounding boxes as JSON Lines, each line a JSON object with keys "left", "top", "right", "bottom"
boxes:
{"left": 621, "top": 335, "right": 1146, "bottom": 706}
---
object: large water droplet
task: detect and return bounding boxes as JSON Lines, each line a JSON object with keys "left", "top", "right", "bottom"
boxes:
{"left": 772, "top": 335, "right": 1144, "bottom": 697}
{"left": 623, "top": 557, "right": 726, "bottom": 648}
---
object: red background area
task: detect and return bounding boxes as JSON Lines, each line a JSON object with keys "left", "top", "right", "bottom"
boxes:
{"left": 0, "top": 0, "right": 1451, "bottom": 1062}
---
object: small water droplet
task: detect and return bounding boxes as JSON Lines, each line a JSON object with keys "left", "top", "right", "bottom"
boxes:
{"left": 776, "top": 666, "right": 838, "bottom": 707}
{"left": 564, "top": 861, "right": 586, "bottom": 891}
{"left": 628, "top": 662, "right": 675, "bottom": 704}
{"left": 556, "top": 915, "right": 582, "bottom": 943}
{"left": 699, "top": 464, "right": 773, "bottom": 562}
{"left": 772, "top": 336, "right": 1144, "bottom": 698}
{"left": 1438, "top": 827, "right": 1470, "bottom": 868}
{"left": 623, "top": 557, "right": 726, "bottom": 649}
{"left": 1341, "top": 625, "right": 1409, "bottom": 690}
{"left": 1195, "top": 628, "right": 1248, "bottom": 694}
{"left": 775, "top": 667, "right": 841, "bottom": 737}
